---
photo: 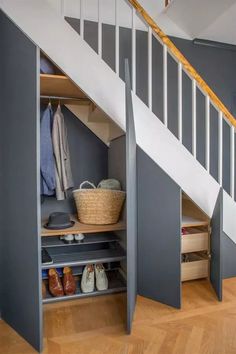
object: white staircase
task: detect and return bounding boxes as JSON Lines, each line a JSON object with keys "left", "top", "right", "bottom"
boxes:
{"left": 1, "top": 0, "right": 236, "bottom": 242}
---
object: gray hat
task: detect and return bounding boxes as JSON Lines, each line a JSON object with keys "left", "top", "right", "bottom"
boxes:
{"left": 44, "top": 212, "right": 75, "bottom": 230}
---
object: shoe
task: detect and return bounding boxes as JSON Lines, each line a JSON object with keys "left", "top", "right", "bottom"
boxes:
{"left": 48, "top": 268, "right": 64, "bottom": 297}
{"left": 95, "top": 264, "right": 108, "bottom": 291}
{"left": 41, "top": 248, "right": 53, "bottom": 265}
{"left": 74, "top": 233, "right": 85, "bottom": 243}
{"left": 61, "top": 234, "right": 74, "bottom": 244}
{"left": 63, "top": 267, "right": 76, "bottom": 296}
{"left": 81, "top": 264, "right": 95, "bottom": 293}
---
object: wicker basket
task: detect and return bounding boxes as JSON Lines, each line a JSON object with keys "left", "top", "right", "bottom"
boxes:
{"left": 73, "top": 181, "right": 126, "bottom": 225}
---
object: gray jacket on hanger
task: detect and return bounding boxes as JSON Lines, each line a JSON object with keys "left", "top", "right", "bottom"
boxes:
{"left": 52, "top": 105, "right": 74, "bottom": 200}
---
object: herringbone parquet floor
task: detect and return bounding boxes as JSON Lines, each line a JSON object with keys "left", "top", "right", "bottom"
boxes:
{"left": 1, "top": 278, "right": 236, "bottom": 354}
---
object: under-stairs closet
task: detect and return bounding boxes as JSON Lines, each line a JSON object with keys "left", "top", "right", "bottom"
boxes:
{"left": 0, "top": 12, "right": 137, "bottom": 352}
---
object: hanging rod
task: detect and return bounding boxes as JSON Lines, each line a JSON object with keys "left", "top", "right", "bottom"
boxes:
{"left": 40, "top": 95, "right": 91, "bottom": 102}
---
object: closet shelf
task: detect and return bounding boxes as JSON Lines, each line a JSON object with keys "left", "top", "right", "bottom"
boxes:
{"left": 42, "top": 269, "right": 126, "bottom": 304}
{"left": 41, "top": 216, "right": 126, "bottom": 236}
{"left": 42, "top": 232, "right": 120, "bottom": 248}
{"left": 41, "top": 246, "right": 126, "bottom": 269}
{"left": 182, "top": 215, "right": 209, "bottom": 228}
{"left": 40, "top": 74, "right": 89, "bottom": 103}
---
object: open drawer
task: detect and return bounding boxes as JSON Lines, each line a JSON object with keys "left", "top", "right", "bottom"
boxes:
{"left": 181, "top": 253, "right": 209, "bottom": 282}
{"left": 182, "top": 227, "right": 209, "bottom": 253}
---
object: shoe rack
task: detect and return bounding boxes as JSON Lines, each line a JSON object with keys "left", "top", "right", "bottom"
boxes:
{"left": 181, "top": 194, "right": 211, "bottom": 282}
{"left": 41, "top": 225, "right": 127, "bottom": 304}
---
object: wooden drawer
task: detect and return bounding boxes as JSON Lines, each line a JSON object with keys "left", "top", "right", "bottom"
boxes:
{"left": 181, "top": 228, "right": 209, "bottom": 253}
{"left": 181, "top": 253, "right": 209, "bottom": 282}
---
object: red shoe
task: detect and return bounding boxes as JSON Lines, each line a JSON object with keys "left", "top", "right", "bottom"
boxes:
{"left": 63, "top": 267, "right": 76, "bottom": 296}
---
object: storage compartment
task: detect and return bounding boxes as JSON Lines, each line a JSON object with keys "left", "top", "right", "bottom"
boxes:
{"left": 181, "top": 253, "right": 209, "bottom": 282}
{"left": 181, "top": 227, "right": 209, "bottom": 253}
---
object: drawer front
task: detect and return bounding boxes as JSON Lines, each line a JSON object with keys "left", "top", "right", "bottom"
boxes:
{"left": 181, "top": 259, "right": 209, "bottom": 282}
{"left": 182, "top": 232, "right": 209, "bottom": 253}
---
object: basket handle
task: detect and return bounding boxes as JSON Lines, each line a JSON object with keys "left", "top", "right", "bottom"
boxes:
{"left": 79, "top": 181, "right": 96, "bottom": 189}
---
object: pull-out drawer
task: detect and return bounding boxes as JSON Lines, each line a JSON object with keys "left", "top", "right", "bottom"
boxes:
{"left": 181, "top": 253, "right": 209, "bottom": 282}
{"left": 181, "top": 228, "right": 209, "bottom": 253}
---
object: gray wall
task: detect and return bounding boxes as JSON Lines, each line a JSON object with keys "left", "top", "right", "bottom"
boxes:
{"left": 65, "top": 17, "right": 235, "bottom": 194}
{"left": 172, "top": 37, "right": 236, "bottom": 195}
{"left": 41, "top": 105, "right": 108, "bottom": 219}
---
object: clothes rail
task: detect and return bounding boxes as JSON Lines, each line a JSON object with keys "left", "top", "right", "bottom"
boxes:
{"left": 40, "top": 95, "right": 90, "bottom": 102}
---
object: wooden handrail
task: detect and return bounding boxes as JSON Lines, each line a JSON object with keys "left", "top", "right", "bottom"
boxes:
{"left": 128, "top": 0, "right": 236, "bottom": 128}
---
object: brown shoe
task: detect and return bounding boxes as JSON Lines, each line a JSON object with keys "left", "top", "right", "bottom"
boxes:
{"left": 48, "top": 268, "right": 64, "bottom": 297}
{"left": 63, "top": 267, "right": 76, "bottom": 296}
{"left": 42, "top": 280, "right": 47, "bottom": 299}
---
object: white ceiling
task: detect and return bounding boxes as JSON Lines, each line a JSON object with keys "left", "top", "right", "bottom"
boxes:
{"left": 164, "top": 0, "right": 236, "bottom": 44}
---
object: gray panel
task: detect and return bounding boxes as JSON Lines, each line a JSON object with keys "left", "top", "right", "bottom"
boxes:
{"left": 137, "top": 148, "right": 181, "bottom": 308}
{"left": 0, "top": 12, "right": 42, "bottom": 351}
{"left": 119, "top": 28, "right": 132, "bottom": 84}
{"left": 125, "top": 60, "right": 137, "bottom": 333}
{"left": 222, "top": 232, "right": 236, "bottom": 279}
{"left": 182, "top": 71, "right": 192, "bottom": 153}
{"left": 84, "top": 20, "right": 98, "bottom": 53}
{"left": 167, "top": 53, "right": 178, "bottom": 138}
{"left": 136, "top": 29, "right": 148, "bottom": 106}
{"left": 41, "top": 106, "right": 108, "bottom": 219}
{"left": 65, "top": 16, "right": 80, "bottom": 35}
{"left": 210, "top": 188, "right": 223, "bottom": 301}
{"left": 210, "top": 105, "right": 219, "bottom": 182}
{"left": 64, "top": 17, "right": 98, "bottom": 53}
{"left": 102, "top": 23, "right": 116, "bottom": 72}
{"left": 196, "top": 88, "right": 206, "bottom": 168}
{"left": 223, "top": 120, "right": 231, "bottom": 195}
{"left": 152, "top": 35, "right": 163, "bottom": 122}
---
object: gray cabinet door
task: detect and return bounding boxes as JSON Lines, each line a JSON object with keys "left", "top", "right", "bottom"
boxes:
{"left": 137, "top": 149, "right": 182, "bottom": 309}
{"left": 210, "top": 188, "right": 223, "bottom": 301}
{"left": 125, "top": 59, "right": 137, "bottom": 333}
{"left": 0, "top": 12, "right": 42, "bottom": 352}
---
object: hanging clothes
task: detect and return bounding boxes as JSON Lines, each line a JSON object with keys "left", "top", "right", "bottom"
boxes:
{"left": 40, "top": 103, "right": 56, "bottom": 196}
{"left": 52, "top": 105, "right": 74, "bottom": 200}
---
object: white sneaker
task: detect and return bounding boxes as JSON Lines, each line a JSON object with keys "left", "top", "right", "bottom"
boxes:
{"left": 60, "top": 234, "right": 74, "bottom": 244}
{"left": 95, "top": 264, "right": 108, "bottom": 291}
{"left": 74, "top": 233, "right": 85, "bottom": 242}
{"left": 81, "top": 264, "right": 95, "bottom": 293}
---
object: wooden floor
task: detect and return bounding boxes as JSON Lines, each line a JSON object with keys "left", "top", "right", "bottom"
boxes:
{"left": 1, "top": 278, "right": 236, "bottom": 353}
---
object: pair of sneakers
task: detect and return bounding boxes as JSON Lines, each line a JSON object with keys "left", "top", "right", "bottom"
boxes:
{"left": 81, "top": 264, "right": 108, "bottom": 293}
{"left": 60, "top": 233, "right": 85, "bottom": 244}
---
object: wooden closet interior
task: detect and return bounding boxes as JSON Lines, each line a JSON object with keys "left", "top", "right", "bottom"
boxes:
{"left": 181, "top": 194, "right": 210, "bottom": 283}
{"left": 40, "top": 52, "right": 128, "bottom": 306}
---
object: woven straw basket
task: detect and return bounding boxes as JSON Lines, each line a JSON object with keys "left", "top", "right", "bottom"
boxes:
{"left": 73, "top": 181, "right": 126, "bottom": 225}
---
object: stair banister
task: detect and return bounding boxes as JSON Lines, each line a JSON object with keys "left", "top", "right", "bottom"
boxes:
{"left": 127, "top": 0, "right": 236, "bottom": 129}
{"left": 58, "top": 0, "right": 236, "bottom": 200}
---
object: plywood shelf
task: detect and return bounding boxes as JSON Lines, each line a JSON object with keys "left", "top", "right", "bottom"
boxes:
{"left": 182, "top": 216, "right": 209, "bottom": 228}
{"left": 40, "top": 74, "right": 88, "bottom": 102}
{"left": 41, "top": 215, "right": 126, "bottom": 237}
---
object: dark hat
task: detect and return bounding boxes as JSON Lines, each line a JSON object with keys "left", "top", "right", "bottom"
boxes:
{"left": 44, "top": 212, "right": 75, "bottom": 230}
